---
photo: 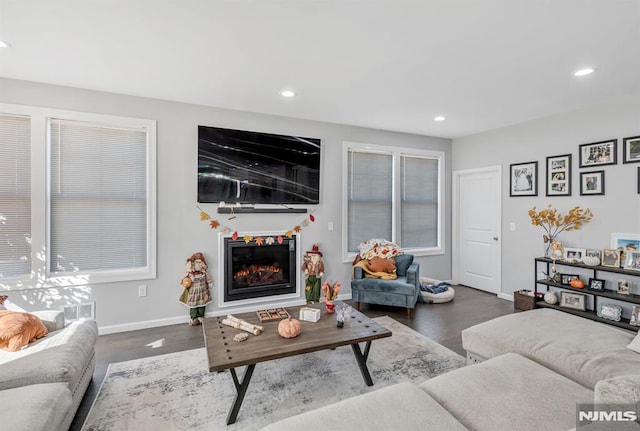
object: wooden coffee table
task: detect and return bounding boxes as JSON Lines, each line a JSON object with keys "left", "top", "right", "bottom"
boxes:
{"left": 203, "top": 301, "right": 392, "bottom": 424}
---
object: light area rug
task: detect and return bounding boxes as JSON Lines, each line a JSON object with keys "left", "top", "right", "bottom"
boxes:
{"left": 82, "top": 316, "right": 465, "bottom": 431}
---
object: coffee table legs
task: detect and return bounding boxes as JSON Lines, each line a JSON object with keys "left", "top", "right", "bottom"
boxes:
{"left": 351, "top": 341, "right": 373, "bottom": 386}
{"left": 226, "top": 364, "right": 255, "bottom": 425}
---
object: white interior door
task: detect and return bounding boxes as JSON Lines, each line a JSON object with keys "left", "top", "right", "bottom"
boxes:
{"left": 453, "top": 166, "right": 501, "bottom": 295}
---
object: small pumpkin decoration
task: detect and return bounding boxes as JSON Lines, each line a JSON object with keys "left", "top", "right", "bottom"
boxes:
{"left": 583, "top": 256, "right": 600, "bottom": 266}
{"left": 278, "top": 317, "right": 302, "bottom": 339}
{"left": 570, "top": 278, "right": 585, "bottom": 289}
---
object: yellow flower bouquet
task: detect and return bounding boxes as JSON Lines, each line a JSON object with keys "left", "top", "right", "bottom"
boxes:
{"left": 528, "top": 205, "right": 594, "bottom": 257}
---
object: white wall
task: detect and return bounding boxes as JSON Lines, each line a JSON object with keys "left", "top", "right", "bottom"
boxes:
{"left": 453, "top": 95, "right": 640, "bottom": 314}
{"left": 0, "top": 78, "right": 452, "bottom": 332}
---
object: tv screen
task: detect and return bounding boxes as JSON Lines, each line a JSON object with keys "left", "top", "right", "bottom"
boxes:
{"left": 198, "top": 126, "right": 321, "bottom": 204}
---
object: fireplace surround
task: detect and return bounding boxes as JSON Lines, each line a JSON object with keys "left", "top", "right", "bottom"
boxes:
{"left": 218, "top": 233, "right": 301, "bottom": 307}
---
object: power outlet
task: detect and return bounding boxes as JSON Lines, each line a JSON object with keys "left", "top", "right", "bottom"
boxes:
{"left": 328, "top": 222, "right": 334, "bottom": 231}
{"left": 138, "top": 285, "right": 147, "bottom": 297}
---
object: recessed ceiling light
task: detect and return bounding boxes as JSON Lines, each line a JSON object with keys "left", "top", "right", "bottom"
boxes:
{"left": 0, "top": 40, "right": 10, "bottom": 48}
{"left": 280, "top": 90, "right": 296, "bottom": 98}
{"left": 574, "top": 68, "right": 595, "bottom": 77}
{"left": 434, "top": 116, "right": 446, "bottom": 122}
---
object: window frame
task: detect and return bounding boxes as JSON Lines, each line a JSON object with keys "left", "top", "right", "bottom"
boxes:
{"left": 342, "top": 141, "right": 445, "bottom": 262}
{"left": 0, "top": 103, "right": 157, "bottom": 289}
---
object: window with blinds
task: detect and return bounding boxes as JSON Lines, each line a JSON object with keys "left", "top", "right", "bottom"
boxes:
{"left": 345, "top": 143, "right": 443, "bottom": 256}
{"left": 347, "top": 150, "right": 392, "bottom": 252}
{"left": 48, "top": 119, "right": 148, "bottom": 275}
{"left": 0, "top": 115, "right": 31, "bottom": 278}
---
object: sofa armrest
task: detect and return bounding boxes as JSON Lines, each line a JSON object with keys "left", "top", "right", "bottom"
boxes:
{"left": 595, "top": 374, "right": 640, "bottom": 404}
{"left": 31, "top": 310, "right": 65, "bottom": 332}
{"left": 406, "top": 262, "right": 420, "bottom": 287}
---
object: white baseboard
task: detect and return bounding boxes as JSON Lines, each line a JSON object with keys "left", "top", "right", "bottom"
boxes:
{"left": 498, "top": 292, "right": 514, "bottom": 302}
{"left": 98, "top": 293, "right": 353, "bottom": 335}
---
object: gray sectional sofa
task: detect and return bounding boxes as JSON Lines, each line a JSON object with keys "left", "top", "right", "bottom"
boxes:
{"left": 261, "top": 308, "right": 640, "bottom": 431}
{"left": 0, "top": 310, "right": 98, "bottom": 431}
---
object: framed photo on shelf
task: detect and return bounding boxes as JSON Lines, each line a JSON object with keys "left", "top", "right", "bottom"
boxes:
{"left": 597, "top": 303, "right": 622, "bottom": 322}
{"left": 630, "top": 305, "right": 640, "bottom": 327}
{"left": 546, "top": 154, "right": 571, "bottom": 196}
{"left": 624, "top": 251, "right": 640, "bottom": 271}
{"left": 579, "top": 139, "right": 617, "bottom": 167}
{"left": 601, "top": 249, "right": 621, "bottom": 268}
{"left": 510, "top": 161, "right": 538, "bottom": 197}
{"left": 559, "top": 291, "right": 586, "bottom": 311}
{"left": 611, "top": 233, "right": 640, "bottom": 266}
{"left": 585, "top": 249, "right": 602, "bottom": 260}
{"left": 563, "top": 248, "right": 586, "bottom": 262}
{"left": 618, "top": 279, "right": 630, "bottom": 295}
{"left": 623, "top": 135, "right": 640, "bottom": 164}
{"left": 579, "top": 170, "right": 604, "bottom": 196}
{"left": 560, "top": 273, "right": 580, "bottom": 285}
{"left": 588, "top": 278, "right": 605, "bottom": 291}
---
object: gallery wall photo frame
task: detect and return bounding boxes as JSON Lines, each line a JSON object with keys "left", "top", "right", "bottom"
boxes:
{"left": 623, "top": 135, "right": 640, "bottom": 164}
{"left": 579, "top": 170, "right": 604, "bottom": 195}
{"left": 510, "top": 161, "right": 538, "bottom": 197}
{"left": 579, "top": 139, "right": 617, "bottom": 168}
{"left": 546, "top": 154, "right": 571, "bottom": 196}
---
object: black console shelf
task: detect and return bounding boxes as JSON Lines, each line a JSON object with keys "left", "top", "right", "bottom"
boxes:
{"left": 534, "top": 257, "right": 640, "bottom": 331}
{"left": 217, "top": 207, "right": 307, "bottom": 214}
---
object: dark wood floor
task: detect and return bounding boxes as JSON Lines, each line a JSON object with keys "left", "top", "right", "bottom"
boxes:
{"left": 69, "top": 285, "right": 513, "bottom": 430}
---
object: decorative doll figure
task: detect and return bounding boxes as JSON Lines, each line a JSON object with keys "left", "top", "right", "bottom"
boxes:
{"left": 301, "top": 244, "right": 324, "bottom": 303}
{"left": 179, "top": 252, "right": 213, "bottom": 326}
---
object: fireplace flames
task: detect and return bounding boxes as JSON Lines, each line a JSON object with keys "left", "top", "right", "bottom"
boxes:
{"left": 233, "top": 264, "right": 284, "bottom": 287}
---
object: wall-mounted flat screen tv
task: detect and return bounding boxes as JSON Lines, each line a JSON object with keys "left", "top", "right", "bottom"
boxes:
{"left": 198, "top": 125, "right": 321, "bottom": 204}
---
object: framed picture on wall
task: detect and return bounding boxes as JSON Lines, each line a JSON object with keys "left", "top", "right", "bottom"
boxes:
{"left": 579, "top": 139, "right": 617, "bottom": 167}
{"left": 580, "top": 170, "right": 604, "bottom": 195}
{"left": 623, "top": 135, "right": 640, "bottom": 164}
{"left": 546, "top": 154, "right": 571, "bottom": 196}
{"left": 510, "top": 161, "right": 538, "bottom": 196}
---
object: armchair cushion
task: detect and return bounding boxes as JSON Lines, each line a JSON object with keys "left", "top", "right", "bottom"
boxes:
{"left": 394, "top": 254, "right": 414, "bottom": 276}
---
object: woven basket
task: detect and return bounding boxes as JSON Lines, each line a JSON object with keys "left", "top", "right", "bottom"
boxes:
{"left": 514, "top": 290, "right": 537, "bottom": 311}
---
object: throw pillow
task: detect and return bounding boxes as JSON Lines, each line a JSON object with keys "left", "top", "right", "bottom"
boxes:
{"left": 0, "top": 310, "right": 48, "bottom": 352}
{"left": 626, "top": 331, "right": 640, "bottom": 354}
{"left": 367, "top": 256, "right": 397, "bottom": 274}
{"left": 0, "top": 295, "right": 7, "bottom": 311}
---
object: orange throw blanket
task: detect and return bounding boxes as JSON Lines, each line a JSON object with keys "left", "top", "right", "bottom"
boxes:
{"left": 353, "top": 260, "right": 398, "bottom": 280}
{"left": 0, "top": 310, "right": 48, "bottom": 352}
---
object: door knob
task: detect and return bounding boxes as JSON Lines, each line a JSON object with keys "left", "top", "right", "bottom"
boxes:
{"left": 493, "top": 237, "right": 499, "bottom": 241}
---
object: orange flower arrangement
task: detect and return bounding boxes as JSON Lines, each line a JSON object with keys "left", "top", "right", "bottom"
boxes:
{"left": 528, "top": 205, "right": 594, "bottom": 257}
{"left": 321, "top": 281, "right": 341, "bottom": 302}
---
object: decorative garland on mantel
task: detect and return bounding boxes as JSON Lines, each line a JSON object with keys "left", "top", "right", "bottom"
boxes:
{"left": 197, "top": 206, "right": 316, "bottom": 245}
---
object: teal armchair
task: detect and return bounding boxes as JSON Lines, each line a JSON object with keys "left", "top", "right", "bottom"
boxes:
{"left": 351, "top": 254, "right": 420, "bottom": 318}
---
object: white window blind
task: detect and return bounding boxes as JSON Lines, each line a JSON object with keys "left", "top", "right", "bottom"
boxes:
{"left": 49, "top": 119, "right": 148, "bottom": 274}
{"left": 347, "top": 150, "right": 392, "bottom": 252}
{"left": 0, "top": 115, "right": 31, "bottom": 278}
{"left": 401, "top": 155, "right": 438, "bottom": 248}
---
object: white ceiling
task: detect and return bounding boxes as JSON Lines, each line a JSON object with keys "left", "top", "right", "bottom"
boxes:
{"left": 1, "top": 0, "right": 639, "bottom": 138}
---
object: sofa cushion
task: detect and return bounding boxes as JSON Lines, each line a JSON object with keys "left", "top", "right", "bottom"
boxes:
{"left": 462, "top": 308, "right": 640, "bottom": 389}
{"left": 260, "top": 381, "right": 468, "bottom": 431}
{"left": 627, "top": 331, "right": 640, "bottom": 353}
{"left": 0, "top": 382, "right": 73, "bottom": 431}
{"left": 0, "top": 319, "right": 98, "bottom": 391}
{"left": 0, "top": 310, "right": 48, "bottom": 352}
{"left": 420, "top": 353, "right": 594, "bottom": 431}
